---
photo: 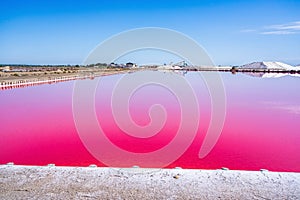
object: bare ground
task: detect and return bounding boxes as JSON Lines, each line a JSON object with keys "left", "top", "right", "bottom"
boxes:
{"left": 0, "top": 165, "right": 299, "bottom": 200}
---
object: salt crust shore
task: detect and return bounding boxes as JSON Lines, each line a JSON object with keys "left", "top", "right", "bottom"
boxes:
{"left": 0, "top": 165, "right": 299, "bottom": 200}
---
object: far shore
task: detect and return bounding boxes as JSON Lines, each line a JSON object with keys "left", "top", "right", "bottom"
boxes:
{"left": 0, "top": 67, "right": 139, "bottom": 82}
{"left": 0, "top": 164, "right": 299, "bottom": 199}
{"left": 0, "top": 67, "right": 142, "bottom": 90}
{"left": 1, "top": 66, "right": 299, "bottom": 90}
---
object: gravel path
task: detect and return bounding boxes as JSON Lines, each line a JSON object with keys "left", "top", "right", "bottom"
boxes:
{"left": 0, "top": 165, "right": 299, "bottom": 199}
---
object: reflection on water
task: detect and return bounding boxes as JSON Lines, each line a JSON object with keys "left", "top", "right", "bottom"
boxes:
{"left": 243, "top": 72, "right": 300, "bottom": 78}
{"left": 0, "top": 71, "right": 299, "bottom": 172}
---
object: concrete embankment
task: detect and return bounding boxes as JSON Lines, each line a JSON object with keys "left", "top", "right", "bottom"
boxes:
{"left": 0, "top": 165, "right": 299, "bottom": 199}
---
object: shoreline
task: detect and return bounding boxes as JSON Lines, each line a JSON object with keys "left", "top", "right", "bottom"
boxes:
{"left": 1, "top": 67, "right": 299, "bottom": 90}
{"left": 1, "top": 164, "right": 299, "bottom": 199}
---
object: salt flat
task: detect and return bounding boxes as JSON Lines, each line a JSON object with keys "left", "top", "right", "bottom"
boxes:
{"left": 0, "top": 165, "right": 299, "bottom": 199}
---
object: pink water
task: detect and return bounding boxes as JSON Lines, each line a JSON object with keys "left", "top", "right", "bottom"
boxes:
{"left": 0, "top": 72, "right": 299, "bottom": 172}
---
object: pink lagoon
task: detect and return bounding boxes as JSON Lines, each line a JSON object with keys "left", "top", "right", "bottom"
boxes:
{"left": 0, "top": 71, "right": 299, "bottom": 172}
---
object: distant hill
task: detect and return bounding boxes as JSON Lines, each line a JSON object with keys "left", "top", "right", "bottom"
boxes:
{"left": 240, "top": 61, "right": 300, "bottom": 70}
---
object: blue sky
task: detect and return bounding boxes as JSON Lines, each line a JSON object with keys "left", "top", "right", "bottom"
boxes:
{"left": 0, "top": 0, "right": 300, "bottom": 65}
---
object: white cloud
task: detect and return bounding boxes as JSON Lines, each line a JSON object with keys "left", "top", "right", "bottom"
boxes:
{"left": 260, "top": 30, "right": 296, "bottom": 35}
{"left": 261, "top": 21, "right": 300, "bottom": 35}
{"left": 266, "top": 21, "right": 300, "bottom": 31}
{"left": 241, "top": 21, "right": 300, "bottom": 35}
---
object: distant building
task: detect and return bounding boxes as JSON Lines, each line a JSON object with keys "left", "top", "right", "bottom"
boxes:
{"left": 109, "top": 62, "right": 123, "bottom": 68}
{"left": 109, "top": 63, "right": 117, "bottom": 67}
{"left": 0, "top": 66, "right": 10, "bottom": 72}
{"left": 125, "top": 62, "right": 137, "bottom": 68}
